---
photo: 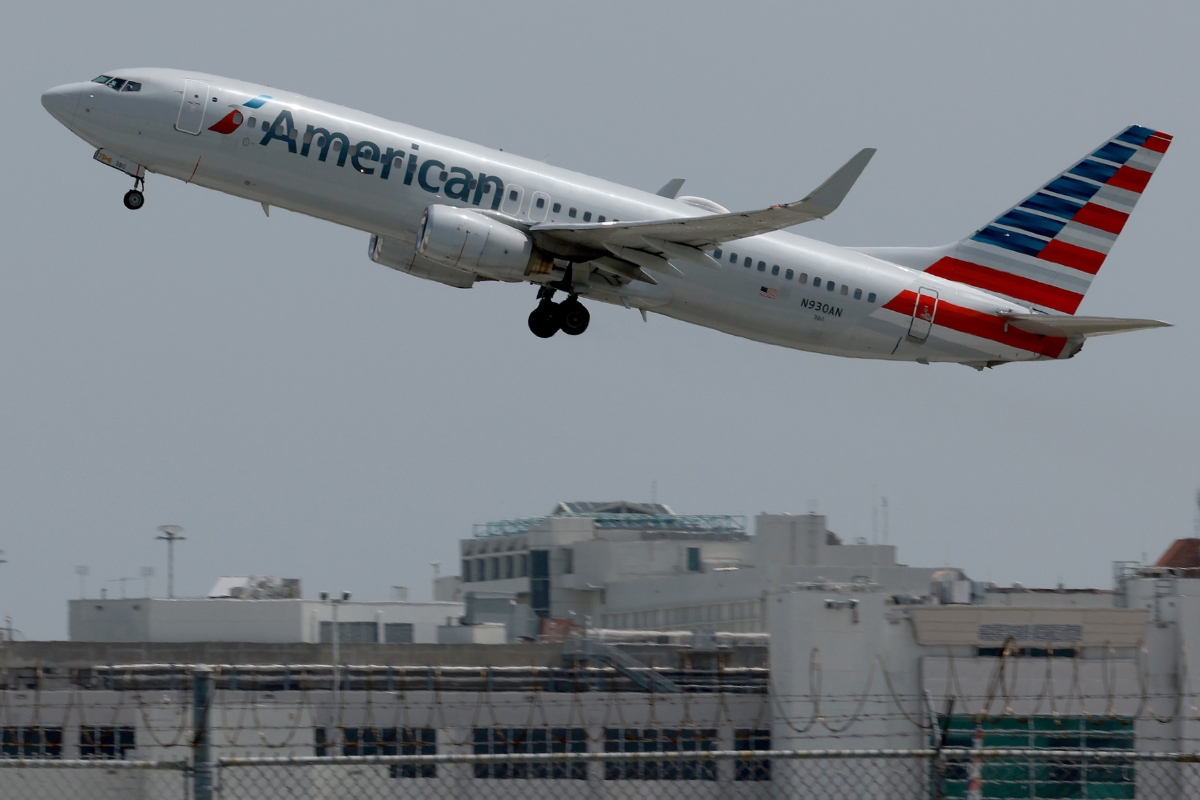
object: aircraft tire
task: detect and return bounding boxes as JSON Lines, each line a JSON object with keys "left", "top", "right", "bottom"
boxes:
{"left": 559, "top": 300, "right": 590, "bottom": 336}
{"left": 123, "top": 190, "right": 145, "bottom": 210}
{"left": 528, "top": 302, "right": 561, "bottom": 338}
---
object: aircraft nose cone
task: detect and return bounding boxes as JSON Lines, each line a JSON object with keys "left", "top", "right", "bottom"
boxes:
{"left": 41, "top": 83, "right": 81, "bottom": 128}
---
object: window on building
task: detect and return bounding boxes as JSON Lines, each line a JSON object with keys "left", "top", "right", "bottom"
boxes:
{"left": 562, "top": 548, "right": 574, "bottom": 575}
{"left": 854, "top": 288, "right": 862, "bottom": 299}
{"left": 384, "top": 623, "right": 414, "bottom": 644}
{"left": 474, "top": 728, "right": 587, "bottom": 780}
{"left": 530, "top": 550, "right": 550, "bottom": 618}
{"left": 734, "top": 729, "right": 770, "bottom": 781}
{"left": 319, "top": 621, "right": 378, "bottom": 644}
{"left": 867, "top": 292, "right": 877, "bottom": 303}
{"left": 1, "top": 727, "right": 62, "bottom": 759}
{"left": 937, "top": 716, "right": 1132, "bottom": 797}
{"left": 489, "top": 557, "right": 500, "bottom": 581}
{"left": 316, "top": 727, "right": 436, "bottom": 777}
{"left": 79, "top": 727, "right": 135, "bottom": 760}
{"left": 686, "top": 547, "right": 701, "bottom": 573}
{"left": 519, "top": 553, "right": 529, "bottom": 578}
{"left": 603, "top": 729, "right": 717, "bottom": 781}
{"left": 461, "top": 559, "right": 471, "bottom": 582}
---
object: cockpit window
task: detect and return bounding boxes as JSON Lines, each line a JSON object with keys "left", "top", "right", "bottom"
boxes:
{"left": 92, "top": 75, "right": 113, "bottom": 84}
{"left": 121, "top": 81, "right": 141, "bottom": 92}
{"left": 105, "top": 78, "right": 126, "bottom": 91}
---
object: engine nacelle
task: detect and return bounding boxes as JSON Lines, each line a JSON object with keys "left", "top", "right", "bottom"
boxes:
{"left": 416, "top": 205, "right": 551, "bottom": 282}
{"left": 368, "top": 234, "right": 476, "bottom": 288}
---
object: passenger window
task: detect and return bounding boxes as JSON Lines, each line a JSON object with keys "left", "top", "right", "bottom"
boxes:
{"left": 535, "top": 197, "right": 545, "bottom": 209}
{"left": 714, "top": 249, "right": 723, "bottom": 259}
{"left": 469, "top": 179, "right": 477, "bottom": 190}
{"left": 813, "top": 277, "right": 821, "bottom": 288}
{"left": 799, "top": 273, "right": 808, "bottom": 284}
{"left": 262, "top": 121, "right": 269, "bottom": 131}
{"left": 785, "top": 269, "right": 794, "bottom": 280}
{"left": 583, "top": 211, "right": 592, "bottom": 221}
{"left": 509, "top": 190, "right": 519, "bottom": 201}
{"left": 828, "top": 282, "right": 836, "bottom": 292}
{"left": 248, "top": 117, "right": 257, "bottom": 128}
{"left": 868, "top": 292, "right": 877, "bottom": 303}
{"left": 303, "top": 131, "right": 313, "bottom": 144}
{"left": 569, "top": 208, "right": 577, "bottom": 218}
{"left": 744, "top": 257, "right": 753, "bottom": 268}
{"left": 552, "top": 202, "right": 562, "bottom": 213}
{"left": 840, "top": 285, "right": 848, "bottom": 295}
{"left": 349, "top": 145, "right": 358, "bottom": 156}
{"left": 757, "top": 261, "right": 766, "bottom": 271}
{"left": 729, "top": 253, "right": 737, "bottom": 264}
{"left": 598, "top": 216, "right": 606, "bottom": 222}
{"left": 331, "top": 139, "right": 342, "bottom": 150}
{"left": 854, "top": 288, "right": 862, "bottom": 299}
{"left": 771, "top": 265, "right": 780, "bottom": 276}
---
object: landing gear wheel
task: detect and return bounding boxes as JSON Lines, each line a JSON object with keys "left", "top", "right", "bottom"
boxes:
{"left": 528, "top": 302, "right": 561, "bottom": 338}
{"left": 559, "top": 299, "right": 590, "bottom": 336}
{"left": 123, "top": 189, "right": 145, "bottom": 210}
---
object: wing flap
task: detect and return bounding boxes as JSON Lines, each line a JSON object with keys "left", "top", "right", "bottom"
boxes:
{"left": 999, "top": 313, "right": 1171, "bottom": 338}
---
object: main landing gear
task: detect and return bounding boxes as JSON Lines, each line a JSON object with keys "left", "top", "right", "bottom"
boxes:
{"left": 528, "top": 286, "right": 590, "bottom": 338}
{"left": 123, "top": 177, "right": 145, "bottom": 211}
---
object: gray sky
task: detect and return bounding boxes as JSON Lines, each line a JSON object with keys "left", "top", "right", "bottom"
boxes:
{"left": 2, "top": 2, "right": 1197, "bottom": 638}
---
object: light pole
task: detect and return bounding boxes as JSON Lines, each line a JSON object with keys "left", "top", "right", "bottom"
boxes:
{"left": 155, "top": 526, "right": 185, "bottom": 598}
{"left": 321, "top": 591, "right": 352, "bottom": 722}
{"left": 75, "top": 566, "right": 89, "bottom": 599}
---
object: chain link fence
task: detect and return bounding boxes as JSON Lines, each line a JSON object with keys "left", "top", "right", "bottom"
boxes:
{"left": 5, "top": 748, "right": 1200, "bottom": 798}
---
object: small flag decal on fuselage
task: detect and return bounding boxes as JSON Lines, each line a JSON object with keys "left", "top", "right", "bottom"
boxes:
{"left": 760, "top": 286, "right": 777, "bottom": 299}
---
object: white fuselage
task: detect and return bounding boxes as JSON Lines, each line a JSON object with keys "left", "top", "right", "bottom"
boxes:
{"left": 42, "top": 69, "right": 1074, "bottom": 366}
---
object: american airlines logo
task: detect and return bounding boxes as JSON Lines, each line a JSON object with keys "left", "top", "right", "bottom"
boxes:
{"left": 209, "top": 105, "right": 509, "bottom": 212}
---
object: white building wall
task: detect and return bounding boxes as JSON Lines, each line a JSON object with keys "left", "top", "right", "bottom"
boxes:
{"left": 68, "top": 598, "right": 464, "bottom": 644}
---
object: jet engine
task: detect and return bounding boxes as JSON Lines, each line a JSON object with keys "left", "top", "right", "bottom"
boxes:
{"left": 416, "top": 205, "right": 552, "bottom": 282}
{"left": 368, "top": 234, "right": 476, "bottom": 288}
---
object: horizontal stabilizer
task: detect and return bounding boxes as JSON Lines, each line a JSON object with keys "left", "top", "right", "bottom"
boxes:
{"left": 998, "top": 313, "right": 1170, "bottom": 338}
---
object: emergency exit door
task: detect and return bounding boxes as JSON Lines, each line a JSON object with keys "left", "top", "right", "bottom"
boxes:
{"left": 908, "top": 288, "right": 938, "bottom": 341}
{"left": 175, "top": 80, "right": 210, "bottom": 135}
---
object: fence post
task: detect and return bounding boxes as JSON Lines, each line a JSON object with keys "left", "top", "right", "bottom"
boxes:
{"left": 193, "top": 665, "right": 215, "bottom": 800}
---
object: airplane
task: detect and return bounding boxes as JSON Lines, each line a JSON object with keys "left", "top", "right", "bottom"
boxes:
{"left": 41, "top": 69, "right": 1172, "bottom": 368}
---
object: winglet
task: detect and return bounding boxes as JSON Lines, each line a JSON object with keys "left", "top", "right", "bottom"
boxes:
{"left": 796, "top": 148, "right": 876, "bottom": 218}
{"left": 656, "top": 178, "right": 686, "bottom": 199}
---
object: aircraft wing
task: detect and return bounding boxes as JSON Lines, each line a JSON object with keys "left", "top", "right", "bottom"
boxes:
{"left": 999, "top": 313, "right": 1171, "bottom": 338}
{"left": 530, "top": 149, "right": 876, "bottom": 257}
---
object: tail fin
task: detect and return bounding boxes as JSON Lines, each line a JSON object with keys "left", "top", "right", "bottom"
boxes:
{"left": 863, "top": 126, "right": 1172, "bottom": 314}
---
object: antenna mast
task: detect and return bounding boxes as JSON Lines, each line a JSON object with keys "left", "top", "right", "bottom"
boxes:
{"left": 155, "top": 526, "right": 186, "bottom": 599}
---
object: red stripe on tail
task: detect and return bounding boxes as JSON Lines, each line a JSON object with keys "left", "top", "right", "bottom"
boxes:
{"left": 1037, "top": 240, "right": 1106, "bottom": 275}
{"left": 1071, "top": 203, "right": 1128, "bottom": 235}
{"left": 925, "top": 257, "right": 1083, "bottom": 314}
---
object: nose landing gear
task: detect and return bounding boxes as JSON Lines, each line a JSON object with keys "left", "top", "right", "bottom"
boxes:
{"left": 527, "top": 287, "right": 591, "bottom": 339}
{"left": 123, "top": 177, "right": 145, "bottom": 210}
